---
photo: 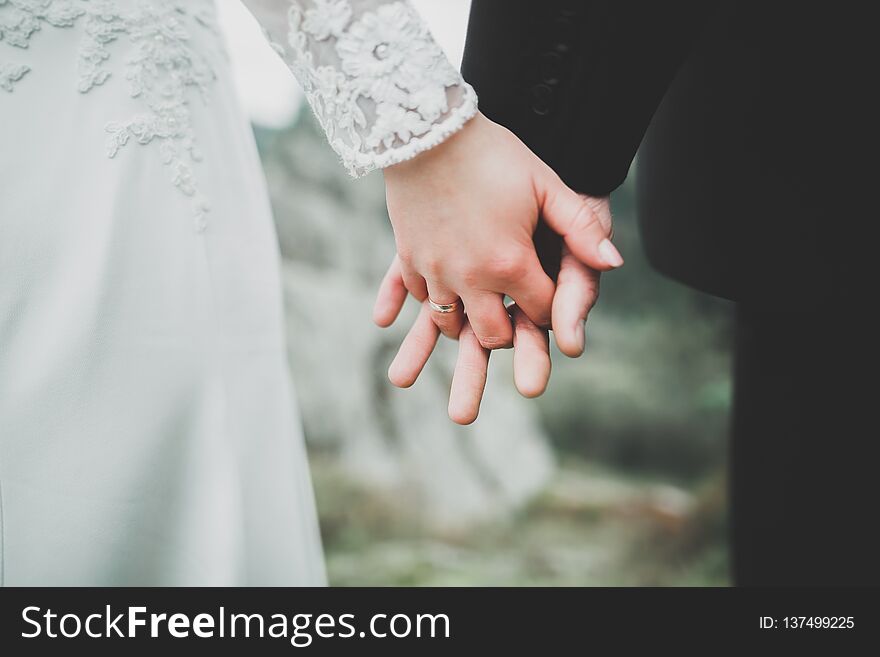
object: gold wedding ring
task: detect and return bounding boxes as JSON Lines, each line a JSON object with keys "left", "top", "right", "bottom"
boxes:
{"left": 428, "top": 299, "right": 460, "bottom": 314}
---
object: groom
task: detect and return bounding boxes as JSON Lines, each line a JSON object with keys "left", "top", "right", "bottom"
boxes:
{"left": 380, "top": 0, "right": 875, "bottom": 586}
{"left": 456, "top": 0, "right": 876, "bottom": 586}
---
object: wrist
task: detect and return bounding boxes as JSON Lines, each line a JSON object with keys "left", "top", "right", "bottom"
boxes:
{"left": 383, "top": 111, "right": 486, "bottom": 182}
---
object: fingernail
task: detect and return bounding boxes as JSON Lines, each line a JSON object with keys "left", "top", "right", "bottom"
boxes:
{"left": 575, "top": 320, "right": 585, "bottom": 353}
{"left": 598, "top": 239, "right": 624, "bottom": 268}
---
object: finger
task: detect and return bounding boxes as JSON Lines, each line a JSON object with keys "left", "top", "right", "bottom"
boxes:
{"left": 510, "top": 304, "right": 552, "bottom": 398}
{"left": 388, "top": 302, "right": 440, "bottom": 388}
{"left": 448, "top": 321, "right": 490, "bottom": 425}
{"left": 505, "top": 249, "right": 556, "bottom": 328}
{"left": 399, "top": 260, "right": 428, "bottom": 301}
{"left": 461, "top": 291, "right": 514, "bottom": 349}
{"left": 373, "top": 256, "right": 409, "bottom": 327}
{"left": 552, "top": 245, "right": 601, "bottom": 357}
{"left": 538, "top": 171, "right": 623, "bottom": 271}
{"left": 425, "top": 280, "right": 465, "bottom": 340}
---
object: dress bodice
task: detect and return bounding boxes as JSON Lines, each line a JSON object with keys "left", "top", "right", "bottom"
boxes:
{"left": 1, "top": 0, "right": 224, "bottom": 228}
{"left": 1, "top": 1, "right": 478, "bottom": 226}
{"left": 0, "top": 1, "right": 219, "bottom": 92}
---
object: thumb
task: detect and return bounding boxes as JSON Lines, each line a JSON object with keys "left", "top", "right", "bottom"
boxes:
{"left": 538, "top": 170, "right": 623, "bottom": 271}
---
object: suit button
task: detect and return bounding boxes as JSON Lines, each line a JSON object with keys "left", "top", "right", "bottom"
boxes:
{"left": 553, "top": 16, "right": 577, "bottom": 52}
{"left": 540, "top": 52, "right": 564, "bottom": 85}
{"left": 530, "top": 84, "right": 554, "bottom": 116}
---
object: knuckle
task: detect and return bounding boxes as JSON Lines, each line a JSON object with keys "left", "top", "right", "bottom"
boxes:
{"left": 459, "top": 262, "right": 484, "bottom": 287}
{"left": 571, "top": 203, "right": 600, "bottom": 234}
{"left": 421, "top": 257, "right": 445, "bottom": 278}
{"left": 434, "top": 315, "right": 459, "bottom": 332}
{"left": 487, "top": 251, "right": 528, "bottom": 282}
{"left": 478, "top": 335, "right": 512, "bottom": 350}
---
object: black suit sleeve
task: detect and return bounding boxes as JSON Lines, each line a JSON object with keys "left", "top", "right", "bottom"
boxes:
{"left": 461, "top": 0, "right": 718, "bottom": 196}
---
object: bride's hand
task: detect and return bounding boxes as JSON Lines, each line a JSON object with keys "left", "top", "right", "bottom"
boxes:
{"left": 382, "top": 112, "right": 622, "bottom": 349}
{"left": 374, "top": 242, "right": 603, "bottom": 424}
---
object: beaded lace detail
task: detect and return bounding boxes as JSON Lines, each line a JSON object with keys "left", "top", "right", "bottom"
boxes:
{"left": 0, "top": 0, "right": 217, "bottom": 229}
{"left": 2, "top": 0, "right": 478, "bottom": 208}
{"left": 245, "top": 0, "right": 478, "bottom": 177}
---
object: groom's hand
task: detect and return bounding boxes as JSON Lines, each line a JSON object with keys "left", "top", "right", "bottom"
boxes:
{"left": 549, "top": 196, "right": 611, "bottom": 357}
{"left": 383, "top": 112, "right": 622, "bottom": 350}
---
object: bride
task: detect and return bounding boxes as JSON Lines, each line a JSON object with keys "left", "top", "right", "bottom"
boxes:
{"left": 0, "top": 0, "right": 615, "bottom": 585}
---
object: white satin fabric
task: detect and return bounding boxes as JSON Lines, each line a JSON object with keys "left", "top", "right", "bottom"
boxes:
{"left": 0, "top": 1, "right": 326, "bottom": 585}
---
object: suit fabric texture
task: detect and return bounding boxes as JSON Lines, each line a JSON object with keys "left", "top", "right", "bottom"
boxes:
{"left": 462, "top": 0, "right": 877, "bottom": 585}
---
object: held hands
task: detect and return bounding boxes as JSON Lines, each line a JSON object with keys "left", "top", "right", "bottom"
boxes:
{"left": 374, "top": 240, "right": 607, "bottom": 424}
{"left": 376, "top": 113, "right": 619, "bottom": 423}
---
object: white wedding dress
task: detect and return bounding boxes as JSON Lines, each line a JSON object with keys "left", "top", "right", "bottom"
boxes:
{"left": 0, "top": 0, "right": 476, "bottom": 585}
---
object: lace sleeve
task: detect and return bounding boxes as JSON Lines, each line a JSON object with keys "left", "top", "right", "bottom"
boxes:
{"left": 241, "top": 0, "right": 478, "bottom": 177}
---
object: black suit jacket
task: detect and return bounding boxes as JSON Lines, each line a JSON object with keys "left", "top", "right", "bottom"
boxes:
{"left": 461, "top": 1, "right": 864, "bottom": 303}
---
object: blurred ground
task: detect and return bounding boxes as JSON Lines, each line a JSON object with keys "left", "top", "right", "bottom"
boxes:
{"left": 315, "top": 457, "right": 728, "bottom": 586}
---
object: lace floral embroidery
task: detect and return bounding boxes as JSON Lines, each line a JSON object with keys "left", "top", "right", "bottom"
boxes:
{"left": 0, "top": 0, "right": 217, "bottom": 230}
{"left": 269, "top": 0, "right": 478, "bottom": 177}
{"left": 0, "top": 61, "right": 29, "bottom": 90}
